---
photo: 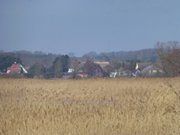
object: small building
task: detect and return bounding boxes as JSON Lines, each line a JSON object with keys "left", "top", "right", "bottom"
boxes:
{"left": 141, "top": 65, "right": 164, "bottom": 77}
{"left": 110, "top": 72, "right": 117, "bottom": 78}
{"left": 6, "top": 62, "right": 28, "bottom": 74}
{"left": 68, "top": 68, "right": 74, "bottom": 73}
{"left": 135, "top": 63, "right": 164, "bottom": 77}
{"left": 7, "top": 63, "right": 21, "bottom": 74}
{"left": 110, "top": 69, "right": 132, "bottom": 78}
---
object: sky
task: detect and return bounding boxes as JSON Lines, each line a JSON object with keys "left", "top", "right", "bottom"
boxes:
{"left": 0, "top": 0, "right": 180, "bottom": 56}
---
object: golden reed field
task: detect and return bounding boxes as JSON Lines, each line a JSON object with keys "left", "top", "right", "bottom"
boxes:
{"left": 0, "top": 78, "right": 180, "bottom": 135}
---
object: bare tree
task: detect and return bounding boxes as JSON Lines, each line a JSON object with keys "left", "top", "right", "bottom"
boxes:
{"left": 83, "top": 59, "right": 106, "bottom": 77}
{"left": 156, "top": 41, "right": 180, "bottom": 76}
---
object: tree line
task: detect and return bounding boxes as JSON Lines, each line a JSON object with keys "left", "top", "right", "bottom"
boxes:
{"left": 0, "top": 41, "right": 180, "bottom": 78}
{"left": 28, "top": 55, "right": 70, "bottom": 78}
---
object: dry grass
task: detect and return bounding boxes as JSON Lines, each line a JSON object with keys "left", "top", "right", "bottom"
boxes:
{"left": 0, "top": 78, "right": 180, "bottom": 135}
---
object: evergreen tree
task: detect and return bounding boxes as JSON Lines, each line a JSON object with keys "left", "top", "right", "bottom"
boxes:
{"left": 52, "top": 55, "right": 69, "bottom": 78}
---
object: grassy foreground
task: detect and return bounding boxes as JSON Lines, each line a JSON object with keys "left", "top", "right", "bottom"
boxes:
{"left": 0, "top": 78, "right": 180, "bottom": 135}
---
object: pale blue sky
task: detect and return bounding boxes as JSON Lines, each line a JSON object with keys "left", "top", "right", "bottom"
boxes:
{"left": 0, "top": 0, "right": 180, "bottom": 56}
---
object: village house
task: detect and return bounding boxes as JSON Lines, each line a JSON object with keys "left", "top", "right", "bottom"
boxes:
{"left": 6, "top": 62, "right": 21, "bottom": 74}
{"left": 134, "top": 63, "right": 164, "bottom": 77}
{"left": 110, "top": 69, "right": 132, "bottom": 78}
{"left": 6, "top": 62, "right": 28, "bottom": 75}
{"left": 110, "top": 62, "right": 164, "bottom": 78}
{"left": 140, "top": 65, "right": 164, "bottom": 77}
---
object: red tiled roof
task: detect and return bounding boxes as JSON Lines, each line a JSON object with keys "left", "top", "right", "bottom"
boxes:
{"left": 7, "top": 64, "right": 21, "bottom": 74}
